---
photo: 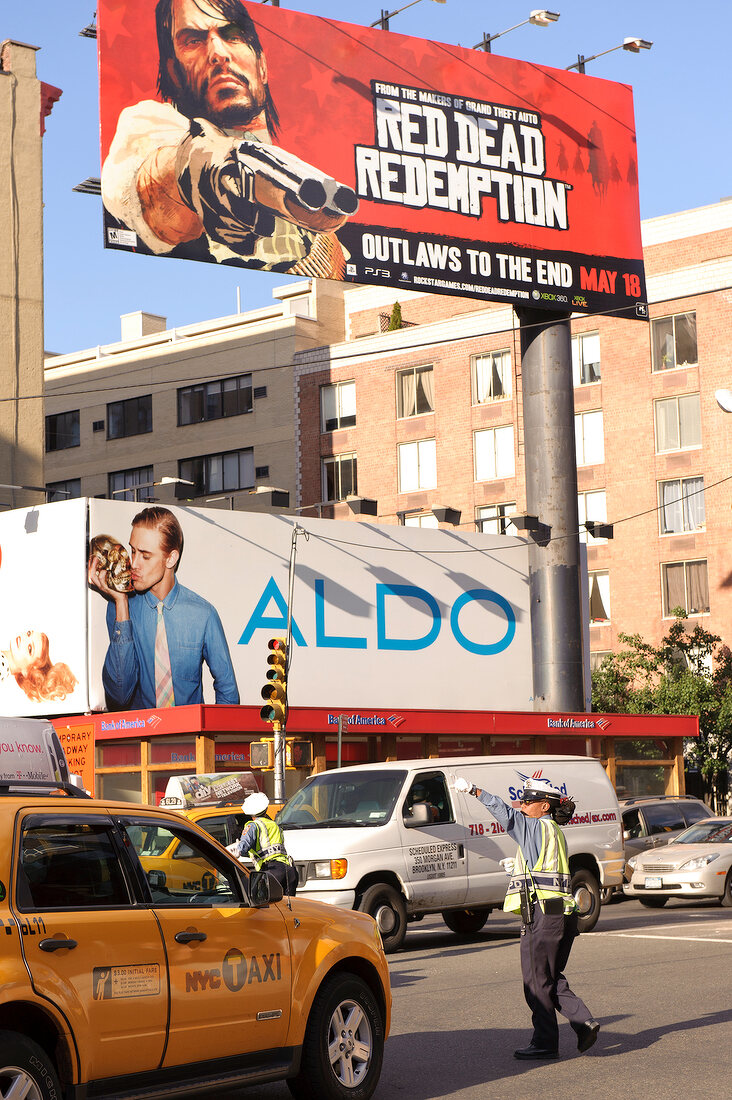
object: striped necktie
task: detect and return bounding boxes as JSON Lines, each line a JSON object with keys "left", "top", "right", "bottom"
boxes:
{"left": 155, "top": 602, "right": 175, "bottom": 708}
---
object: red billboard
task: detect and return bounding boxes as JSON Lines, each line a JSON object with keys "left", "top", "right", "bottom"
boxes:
{"left": 98, "top": 0, "right": 647, "bottom": 317}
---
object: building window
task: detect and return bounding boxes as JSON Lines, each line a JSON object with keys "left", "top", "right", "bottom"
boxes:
{"left": 177, "top": 374, "right": 253, "bottom": 426}
{"left": 472, "top": 350, "right": 512, "bottom": 403}
{"left": 658, "top": 477, "right": 705, "bottom": 535}
{"left": 107, "top": 394, "right": 152, "bottom": 439}
{"left": 322, "top": 453, "right": 357, "bottom": 502}
{"left": 396, "top": 365, "right": 434, "bottom": 418}
{"left": 590, "top": 651, "right": 611, "bottom": 672}
{"left": 180, "top": 449, "right": 255, "bottom": 496}
{"left": 45, "top": 410, "right": 80, "bottom": 452}
{"left": 45, "top": 478, "right": 81, "bottom": 502}
{"left": 589, "top": 571, "right": 610, "bottom": 623}
{"left": 321, "top": 380, "right": 356, "bottom": 432}
{"left": 575, "top": 410, "right": 604, "bottom": 466}
{"left": 651, "top": 312, "right": 697, "bottom": 372}
{"left": 654, "top": 394, "right": 701, "bottom": 453}
{"left": 398, "top": 439, "right": 437, "bottom": 492}
{"left": 572, "top": 332, "right": 601, "bottom": 385}
{"left": 109, "top": 465, "right": 154, "bottom": 502}
{"left": 662, "top": 560, "right": 709, "bottom": 617}
{"left": 476, "top": 502, "right": 517, "bottom": 535}
{"left": 474, "top": 426, "right": 515, "bottom": 481}
{"left": 578, "top": 489, "right": 608, "bottom": 543}
{"left": 403, "top": 512, "right": 439, "bottom": 528}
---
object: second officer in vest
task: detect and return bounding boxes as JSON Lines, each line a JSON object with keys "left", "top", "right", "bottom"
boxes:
{"left": 235, "top": 792, "right": 299, "bottom": 896}
{"left": 454, "top": 774, "right": 600, "bottom": 1060}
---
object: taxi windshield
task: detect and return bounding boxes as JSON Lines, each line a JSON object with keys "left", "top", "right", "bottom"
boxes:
{"left": 674, "top": 819, "right": 732, "bottom": 844}
{"left": 278, "top": 769, "right": 406, "bottom": 829}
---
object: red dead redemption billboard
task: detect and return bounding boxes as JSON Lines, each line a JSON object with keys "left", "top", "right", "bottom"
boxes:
{"left": 98, "top": 0, "right": 647, "bottom": 317}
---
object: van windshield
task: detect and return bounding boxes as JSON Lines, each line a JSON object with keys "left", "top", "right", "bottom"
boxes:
{"left": 278, "top": 770, "right": 407, "bottom": 829}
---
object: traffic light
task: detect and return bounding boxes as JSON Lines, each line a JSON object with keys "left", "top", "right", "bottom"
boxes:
{"left": 260, "top": 637, "right": 288, "bottom": 726}
{"left": 250, "top": 740, "right": 275, "bottom": 768}
{"left": 285, "top": 740, "right": 313, "bottom": 768}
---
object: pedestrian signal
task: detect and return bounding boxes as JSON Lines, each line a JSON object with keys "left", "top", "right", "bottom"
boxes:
{"left": 250, "top": 741, "right": 274, "bottom": 768}
{"left": 286, "top": 740, "right": 313, "bottom": 768}
{"left": 260, "top": 637, "right": 288, "bottom": 725}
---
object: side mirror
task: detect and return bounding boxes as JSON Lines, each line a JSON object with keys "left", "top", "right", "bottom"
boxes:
{"left": 249, "top": 869, "right": 284, "bottom": 908}
{"left": 623, "top": 829, "right": 630, "bottom": 840}
{"left": 403, "top": 803, "right": 431, "bottom": 828}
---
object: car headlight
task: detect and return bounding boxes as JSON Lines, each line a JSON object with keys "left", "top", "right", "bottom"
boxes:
{"left": 311, "top": 859, "right": 348, "bottom": 880}
{"left": 627, "top": 856, "right": 637, "bottom": 871}
{"left": 679, "top": 854, "right": 719, "bottom": 870}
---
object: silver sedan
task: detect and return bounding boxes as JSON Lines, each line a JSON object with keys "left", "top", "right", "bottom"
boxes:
{"left": 624, "top": 817, "right": 732, "bottom": 908}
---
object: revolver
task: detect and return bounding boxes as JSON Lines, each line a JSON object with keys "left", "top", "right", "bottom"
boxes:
{"left": 235, "top": 140, "right": 359, "bottom": 220}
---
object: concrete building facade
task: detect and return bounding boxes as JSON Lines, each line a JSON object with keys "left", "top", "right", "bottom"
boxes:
{"left": 294, "top": 200, "right": 732, "bottom": 661}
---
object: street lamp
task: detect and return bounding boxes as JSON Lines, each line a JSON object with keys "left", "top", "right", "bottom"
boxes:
{"left": 566, "top": 37, "right": 652, "bottom": 73}
{"left": 111, "top": 476, "right": 194, "bottom": 503}
{"left": 371, "top": 0, "right": 446, "bottom": 32}
{"left": 0, "top": 483, "right": 71, "bottom": 501}
{"left": 473, "top": 9, "right": 559, "bottom": 54}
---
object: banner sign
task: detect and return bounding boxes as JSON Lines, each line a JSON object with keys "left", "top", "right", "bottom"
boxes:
{"left": 0, "top": 717, "right": 70, "bottom": 785}
{"left": 159, "top": 771, "right": 258, "bottom": 809}
{"left": 98, "top": 1, "right": 647, "bottom": 317}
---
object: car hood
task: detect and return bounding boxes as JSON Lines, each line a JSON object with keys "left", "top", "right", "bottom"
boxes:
{"left": 640, "top": 842, "right": 732, "bottom": 868}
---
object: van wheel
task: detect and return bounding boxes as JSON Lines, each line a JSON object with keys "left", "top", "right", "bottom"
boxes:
{"left": 571, "top": 869, "right": 601, "bottom": 932}
{"left": 441, "top": 908, "right": 490, "bottom": 935}
{"left": 288, "top": 974, "right": 384, "bottom": 1100}
{"left": 358, "top": 884, "right": 407, "bottom": 953}
{"left": 0, "top": 1031, "right": 62, "bottom": 1100}
{"left": 639, "top": 895, "right": 668, "bottom": 908}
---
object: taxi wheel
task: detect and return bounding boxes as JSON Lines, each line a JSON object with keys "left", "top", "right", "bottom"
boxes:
{"left": 441, "top": 907, "right": 490, "bottom": 935}
{"left": 0, "top": 1031, "right": 62, "bottom": 1100}
{"left": 357, "top": 884, "right": 407, "bottom": 953}
{"left": 289, "top": 974, "right": 384, "bottom": 1100}
{"left": 571, "top": 868, "right": 601, "bottom": 932}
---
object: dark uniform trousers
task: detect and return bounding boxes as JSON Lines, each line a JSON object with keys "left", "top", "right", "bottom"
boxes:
{"left": 263, "top": 859, "right": 299, "bottom": 897}
{"left": 520, "top": 907, "right": 591, "bottom": 1052}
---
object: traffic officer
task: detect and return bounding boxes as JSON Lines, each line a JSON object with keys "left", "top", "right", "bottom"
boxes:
{"left": 454, "top": 774, "right": 600, "bottom": 1059}
{"left": 235, "top": 792, "right": 299, "bottom": 896}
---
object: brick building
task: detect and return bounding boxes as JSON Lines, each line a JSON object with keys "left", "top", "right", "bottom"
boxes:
{"left": 295, "top": 198, "right": 732, "bottom": 661}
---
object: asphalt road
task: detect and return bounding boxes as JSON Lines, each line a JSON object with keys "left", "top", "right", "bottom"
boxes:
{"left": 238, "top": 897, "right": 732, "bottom": 1100}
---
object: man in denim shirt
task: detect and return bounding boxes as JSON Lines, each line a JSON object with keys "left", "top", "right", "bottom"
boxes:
{"left": 89, "top": 506, "right": 239, "bottom": 710}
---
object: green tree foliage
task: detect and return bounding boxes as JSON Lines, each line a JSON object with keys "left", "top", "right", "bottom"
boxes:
{"left": 592, "top": 611, "right": 732, "bottom": 811}
{"left": 387, "top": 301, "right": 403, "bottom": 331}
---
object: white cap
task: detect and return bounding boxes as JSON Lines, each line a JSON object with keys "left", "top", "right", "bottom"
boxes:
{"left": 521, "top": 778, "right": 560, "bottom": 802}
{"left": 242, "top": 791, "right": 270, "bottom": 816}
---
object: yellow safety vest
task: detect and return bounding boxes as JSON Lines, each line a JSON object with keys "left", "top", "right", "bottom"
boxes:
{"left": 503, "top": 818, "right": 575, "bottom": 916}
{"left": 248, "top": 816, "right": 290, "bottom": 871}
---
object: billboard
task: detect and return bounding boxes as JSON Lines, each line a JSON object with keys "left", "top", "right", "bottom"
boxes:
{"left": 0, "top": 499, "right": 532, "bottom": 716}
{"left": 98, "top": 1, "right": 647, "bottom": 317}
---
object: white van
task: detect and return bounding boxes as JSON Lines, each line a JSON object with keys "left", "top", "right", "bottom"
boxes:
{"left": 278, "top": 755, "right": 623, "bottom": 951}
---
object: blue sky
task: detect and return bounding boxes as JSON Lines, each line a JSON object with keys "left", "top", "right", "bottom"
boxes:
{"left": 4, "top": 0, "right": 731, "bottom": 353}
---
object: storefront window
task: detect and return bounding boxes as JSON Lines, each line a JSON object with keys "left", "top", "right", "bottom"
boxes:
{"left": 96, "top": 741, "right": 140, "bottom": 767}
{"left": 97, "top": 772, "right": 142, "bottom": 802}
{"left": 395, "top": 738, "right": 422, "bottom": 760}
{"left": 326, "top": 740, "right": 370, "bottom": 765}
{"left": 615, "top": 764, "right": 670, "bottom": 799}
{"left": 438, "top": 737, "right": 482, "bottom": 756}
{"left": 615, "top": 739, "right": 669, "bottom": 761}
{"left": 489, "top": 738, "right": 533, "bottom": 754}
{"left": 214, "top": 740, "right": 252, "bottom": 769}
{"left": 149, "top": 739, "right": 196, "bottom": 766}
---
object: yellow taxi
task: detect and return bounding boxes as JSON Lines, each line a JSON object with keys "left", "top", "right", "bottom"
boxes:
{"left": 0, "top": 758, "right": 391, "bottom": 1099}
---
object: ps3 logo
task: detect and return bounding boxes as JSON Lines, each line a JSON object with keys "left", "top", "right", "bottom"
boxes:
{"left": 364, "top": 266, "right": 391, "bottom": 278}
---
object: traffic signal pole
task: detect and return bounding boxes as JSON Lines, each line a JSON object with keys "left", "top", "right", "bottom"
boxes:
{"left": 516, "top": 307, "right": 585, "bottom": 712}
{"left": 271, "top": 524, "right": 309, "bottom": 803}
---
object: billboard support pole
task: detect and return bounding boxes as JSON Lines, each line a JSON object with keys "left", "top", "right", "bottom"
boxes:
{"left": 516, "top": 308, "right": 585, "bottom": 713}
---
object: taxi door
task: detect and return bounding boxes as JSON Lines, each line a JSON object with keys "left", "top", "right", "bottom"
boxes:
{"left": 397, "top": 771, "right": 467, "bottom": 910}
{"left": 15, "top": 812, "right": 168, "bottom": 1082}
{"left": 120, "top": 814, "right": 292, "bottom": 1067}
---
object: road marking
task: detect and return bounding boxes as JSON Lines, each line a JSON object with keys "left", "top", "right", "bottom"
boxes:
{"left": 600, "top": 932, "right": 732, "bottom": 943}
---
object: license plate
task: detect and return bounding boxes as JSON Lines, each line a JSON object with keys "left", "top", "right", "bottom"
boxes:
{"left": 645, "top": 876, "right": 662, "bottom": 889}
